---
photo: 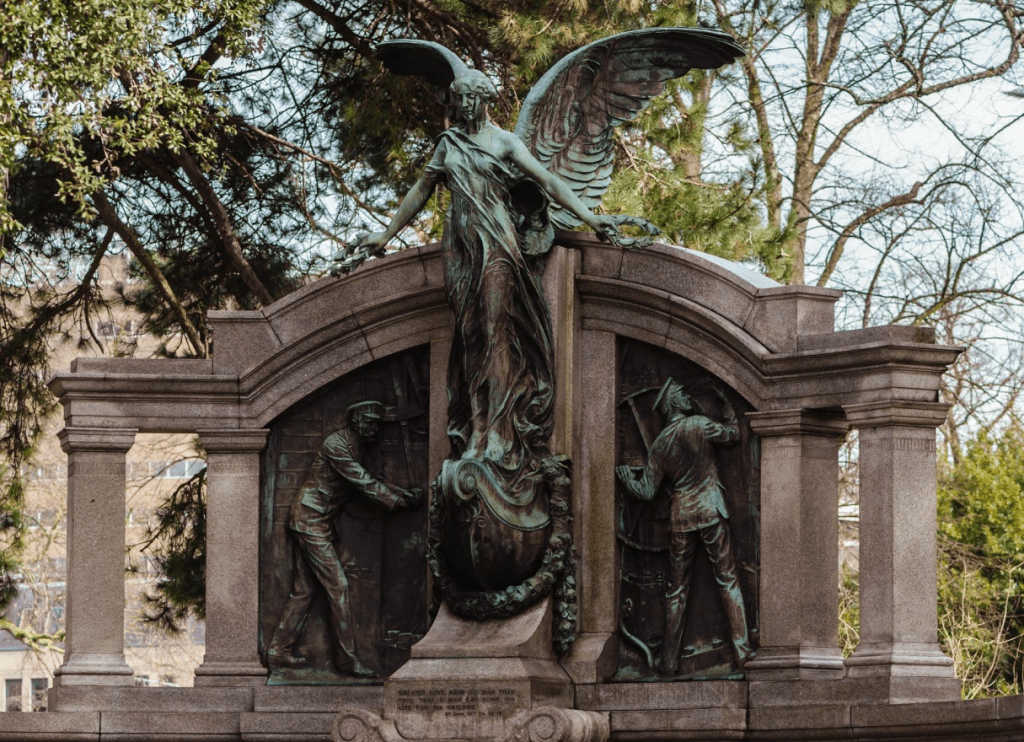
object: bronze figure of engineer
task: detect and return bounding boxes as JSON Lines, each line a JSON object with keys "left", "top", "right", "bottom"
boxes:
{"left": 267, "top": 401, "right": 423, "bottom": 677}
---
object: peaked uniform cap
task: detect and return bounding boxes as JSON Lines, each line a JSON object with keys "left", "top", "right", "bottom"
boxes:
{"left": 654, "top": 378, "right": 687, "bottom": 415}
{"left": 347, "top": 400, "right": 384, "bottom": 419}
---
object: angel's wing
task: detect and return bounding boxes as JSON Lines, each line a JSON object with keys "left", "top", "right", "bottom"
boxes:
{"left": 375, "top": 39, "right": 471, "bottom": 89}
{"left": 514, "top": 28, "right": 745, "bottom": 229}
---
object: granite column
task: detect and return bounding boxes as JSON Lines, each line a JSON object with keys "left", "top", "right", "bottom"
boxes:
{"left": 54, "top": 427, "right": 138, "bottom": 687}
{"left": 194, "top": 429, "right": 269, "bottom": 686}
{"left": 745, "top": 410, "right": 847, "bottom": 680}
{"left": 842, "top": 401, "right": 959, "bottom": 699}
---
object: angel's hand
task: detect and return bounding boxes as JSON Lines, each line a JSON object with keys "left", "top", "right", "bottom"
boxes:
{"left": 352, "top": 231, "right": 389, "bottom": 255}
{"left": 330, "top": 232, "right": 390, "bottom": 277}
{"left": 590, "top": 214, "right": 620, "bottom": 241}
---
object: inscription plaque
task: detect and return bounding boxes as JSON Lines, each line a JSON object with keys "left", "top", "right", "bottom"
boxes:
{"left": 393, "top": 685, "right": 522, "bottom": 717}
{"left": 387, "top": 680, "right": 530, "bottom": 740}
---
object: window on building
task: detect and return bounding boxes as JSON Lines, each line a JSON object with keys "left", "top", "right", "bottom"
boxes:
{"left": 30, "top": 679, "right": 47, "bottom": 712}
{"left": 5, "top": 678, "right": 21, "bottom": 712}
{"left": 148, "top": 459, "right": 206, "bottom": 479}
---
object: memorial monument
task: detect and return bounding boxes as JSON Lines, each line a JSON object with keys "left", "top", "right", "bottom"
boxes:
{"left": 9, "top": 22, "right": 1019, "bottom": 742}
{"left": 330, "top": 28, "right": 745, "bottom": 742}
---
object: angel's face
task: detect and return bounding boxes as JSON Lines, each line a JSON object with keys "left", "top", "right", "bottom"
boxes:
{"left": 456, "top": 90, "right": 485, "bottom": 123}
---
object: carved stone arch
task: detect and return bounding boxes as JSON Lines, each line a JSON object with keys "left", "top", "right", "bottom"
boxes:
{"left": 576, "top": 289, "right": 770, "bottom": 410}
{"left": 43, "top": 230, "right": 966, "bottom": 724}
{"left": 204, "top": 247, "right": 453, "bottom": 427}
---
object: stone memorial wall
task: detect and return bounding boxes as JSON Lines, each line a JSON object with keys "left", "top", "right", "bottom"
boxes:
{"left": 11, "top": 235, "right": 1009, "bottom": 741}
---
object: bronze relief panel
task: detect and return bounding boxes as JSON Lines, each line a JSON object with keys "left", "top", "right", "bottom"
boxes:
{"left": 615, "top": 337, "right": 760, "bottom": 681}
{"left": 259, "top": 346, "right": 431, "bottom": 684}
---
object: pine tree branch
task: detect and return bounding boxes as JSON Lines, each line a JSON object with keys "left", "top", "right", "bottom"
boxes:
{"left": 169, "top": 148, "right": 275, "bottom": 307}
{"left": 91, "top": 191, "right": 206, "bottom": 354}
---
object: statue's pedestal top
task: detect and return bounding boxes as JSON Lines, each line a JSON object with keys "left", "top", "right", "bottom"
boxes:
{"left": 383, "top": 599, "right": 573, "bottom": 740}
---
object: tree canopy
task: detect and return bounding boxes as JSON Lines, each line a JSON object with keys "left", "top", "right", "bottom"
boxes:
{"left": 2, "top": 0, "right": 1023, "bottom": 629}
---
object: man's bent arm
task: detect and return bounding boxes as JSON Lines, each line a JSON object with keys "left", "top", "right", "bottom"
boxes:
{"left": 323, "top": 434, "right": 402, "bottom": 509}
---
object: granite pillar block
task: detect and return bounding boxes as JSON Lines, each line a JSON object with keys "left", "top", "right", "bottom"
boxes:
{"left": 745, "top": 410, "right": 846, "bottom": 680}
{"left": 563, "top": 329, "right": 619, "bottom": 684}
{"left": 194, "top": 429, "right": 270, "bottom": 686}
{"left": 54, "top": 427, "right": 138, "bottom": 688}
{"left": 842, "top": 402, "right": 959, "bottom": 701}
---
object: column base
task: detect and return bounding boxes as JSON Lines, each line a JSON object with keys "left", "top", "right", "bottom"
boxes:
{"left": 560, "top": 632, "right": 618, "bottom": 684}
{"left": 333, "top": 707, "right": 609, "bottom": 742}
{"left": 53, "top": 654, "right": 134, "bottom": 686}
{"left": 844, "top": 641, "right": 956, "bottom": 678}
{"left": 194, "top": 659, "right": 269, "bottom": 687}
{"left": 744, "top": 646, "right": 845, "bottom": 680}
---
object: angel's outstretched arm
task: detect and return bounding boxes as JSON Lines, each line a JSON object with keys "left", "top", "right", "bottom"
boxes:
{"left": 505, "top": 135, "right": 618, "bottom": 237}
{"left": 349, "top": 171, "right": 440, "bottom": 254}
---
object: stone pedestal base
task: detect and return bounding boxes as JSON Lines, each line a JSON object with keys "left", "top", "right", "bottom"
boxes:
{"left": 749, "top": 675, "right": 963, "bottom": 707}
{"left": 560, "top": 633, "right": 618, "bottom": 685}
{"left": 52, "top": 653, "right": 135, "bottom": 686}
{"left": 332, "top": 706, "right": 609, "bottom": 742}
{"left": 332, "top": 598, "right": 607, "bottom": 742}
{"left": 193, "top": 659, "right": 269, "bottom": 687}
{"left": 844, "top": 641, "right": 956, "bottom": 678}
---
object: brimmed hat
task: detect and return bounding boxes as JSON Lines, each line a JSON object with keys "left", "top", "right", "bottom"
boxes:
{"left": 653, "top": 378, "right": 687, "bottom": 415}
{"left": 347, "top": 400, "right": 384, "bottom": 419}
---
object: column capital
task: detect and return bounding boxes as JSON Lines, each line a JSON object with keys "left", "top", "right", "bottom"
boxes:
{"left": 198, "top": 428, "right": 269, "bottom": 453}
{"left": 843, "top": 400, "right": 950, "bottom": 429}
{"left": 747, "top": 409, "right": 847, "bottom": 437}
{"left": 58, "top": 427, "right": 137, "bottom": 454}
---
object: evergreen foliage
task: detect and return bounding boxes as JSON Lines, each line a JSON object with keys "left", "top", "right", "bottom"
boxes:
{"left": 130, "top": 468, "right": 207, "bottom": 633}
{"left": 936, "top": 427, "right": 1024, "bottom": 696}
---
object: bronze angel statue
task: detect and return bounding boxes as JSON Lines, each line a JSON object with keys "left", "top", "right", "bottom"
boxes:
{"left": 334, "top": 28, "right": 744, "bottom": 636}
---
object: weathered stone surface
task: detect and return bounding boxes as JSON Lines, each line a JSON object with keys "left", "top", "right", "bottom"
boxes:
{"left": 746, "top": 410, "right": 846, "bottom": 681}
{"left": 410, "top": 601, "right": 553, "bottom": 660}
{"left": 743, "top": 285, "right": 840, "bottom": 353}
{"left": 574, "top": 329, "right": 618, "bottom": 635}
{"left": 385, "top": 599, "right": 572, "bottom": 740}
{"left": 844, "top": 402, "right": 958, "bottom": 695}
{"left": 253, "top": 685, "right": 384, "bottom": 714}
{"left": 850, "top": 697, "right": 1003, "bottom": 739}
{"left": 428, "top": 336, "right": 452, "bottom": 477}
{"left": 54, "top": 428, "right": 137, "bottom": 689}
{"left": 576, "top": 681, "right": 747, "bottom": 710}
{"left": 748, "top": 677, "right": 965, "bottom": 708}
{"left": 0, "top": 711, "right": 100, "bottom": 741}
{"left": 49, "top": 687, "right": 255, "bottom": 713}
{"left": 208, "top": 312, "right": 282, "bottom": 376}
{"left": 242, "top": 712, "right": 336, "bottom": 742}
{"left": 100, "top": 711, "right": 240, "bottom": 736}
{"left": 561, "top": 633, "right": 618, "bottom": 686}
{"left": 610, "top": 707, "right": 746, "bottom": 735}
{"left": 196, "top": 429, "right": 269, "bottom": 687}
{"left": 747, "top": 705, "right": 853, "bottom": 740}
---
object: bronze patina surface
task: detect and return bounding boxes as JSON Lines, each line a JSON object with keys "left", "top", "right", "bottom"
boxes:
{"left": 335, "top": 30, "right": 744, "bottom": 652}
{"left": 615, "top": 338, "right": 760, "bottom": 681}
{"left": 260, "top": 347, "right": 431, "bottom": 684}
